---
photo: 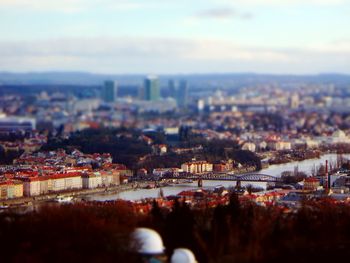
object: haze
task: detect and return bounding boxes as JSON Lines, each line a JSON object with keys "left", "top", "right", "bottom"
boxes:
{"left": 0, "top": 0, "right": 349, "bottom": 74}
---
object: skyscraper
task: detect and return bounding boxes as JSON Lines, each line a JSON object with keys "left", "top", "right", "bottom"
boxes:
{"left": 101, "top": 80, "right": 118, "bottom": 103}
{"left": 144, "top": 75, "right": 160, "bottom": 101}
{"left": 168, "top": 79, "right": 177, "bottom": 98}
{"left": 176, "top": 80, "right": 188, "bottom": 108}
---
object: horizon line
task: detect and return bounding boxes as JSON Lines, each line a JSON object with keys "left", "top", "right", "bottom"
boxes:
{"left": 1, "top": 70, "right": 350, "bottom": 77}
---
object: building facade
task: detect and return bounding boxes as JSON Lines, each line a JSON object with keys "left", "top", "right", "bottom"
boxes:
{"left": 144, "top": 76, "right": 160, "bottom": 101}
{"left": 82, "top": 173, "right": 103, "bottom": 189}
{"left": 22, "top": 173, "right": 83, "bottom": 196}
{"left": 101, "top": 80, "right": 118, "bottom": 103}
{"left": 177, "top": 80, "right": 188, "bottom": 108}
{"left": 181, "top": 161, "right": 213, "bottom": 174}
{"left": 0, "top": 181, "right": 23, "bottom": 199}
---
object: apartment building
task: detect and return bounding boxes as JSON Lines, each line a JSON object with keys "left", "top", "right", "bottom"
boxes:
{"left": 181, "top": 161, "right": 213, "bottom": 174}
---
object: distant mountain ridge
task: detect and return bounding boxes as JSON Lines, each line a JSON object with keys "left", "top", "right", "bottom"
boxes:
{"left": 0, "top": 71, "right": 350, "bottom": 87}
{"left": 0, "top": 71, "right": 144, "bottom": 85}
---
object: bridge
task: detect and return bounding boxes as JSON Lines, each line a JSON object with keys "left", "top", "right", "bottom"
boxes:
{"left": 158, "top": 172, "right": 281, "bottom": 187}
{"left": 162, "top": 172, "right": 279, "bottom": 182}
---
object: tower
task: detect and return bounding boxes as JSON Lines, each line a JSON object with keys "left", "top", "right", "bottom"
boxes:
{"left": 176, "top": 80, "right": 188, "bottom": 108}
{"left": 144, "top": 75, "right": 160, "bottom": 101}
{"left": 101, "top": 80, "right": 117, "bottom": 103}
{"left": 324, "top": 159, "right": 330, "bottom": 191}
{"left": 168, "top": 79, "right": 177, "bottom": 98}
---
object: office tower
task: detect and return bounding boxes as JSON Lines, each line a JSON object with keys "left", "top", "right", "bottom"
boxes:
{"left": 101, "top": 80, "right": 118, "bottom": 103}
{"left": 176, "top": 80, "right": 188, "bottom": 108}
{"left": 144, "top": 75, "right": 160, "bottom": 101}
{"left": 168, "top": 79, "right": 177, "bottom": 98}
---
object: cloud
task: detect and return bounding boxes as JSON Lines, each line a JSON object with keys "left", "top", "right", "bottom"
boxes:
{"left": 219, "top": 0, "right": 347, "bottom": 6}
{"left": 0, "top": 0, "right": 145, "bottom": 13}
{"left": 0, "top": 38, "right": 289, "bottom": 62}
{"left": 183, "top": 40, "right": 292, "bottom": 62}
{"left": 196, "top": 8, "right": 253, "bottom": 20}
{"left": 0, "top": 0, "right": 346, "bottom": 14}
{"left": 305, "top": 40, "right": 350, "bottom": 53}
{"left": 0, "top": 0, "right": 84, "bottom": 13}
{"left": 0, "top": 37, "right": 349, "bottom": 74}
{"left": 0, "top": 38, "right": 195, "bottom": 58}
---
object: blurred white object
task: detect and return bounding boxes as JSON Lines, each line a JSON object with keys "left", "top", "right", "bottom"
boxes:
{"left": 132, "top": 228, "right": 165, "bottom": 255}
{"left": 171, "top": 248, "right": 197, "bottom": 263}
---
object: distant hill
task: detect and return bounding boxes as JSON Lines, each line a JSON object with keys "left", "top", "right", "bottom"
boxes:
{"left": 0, "top": 71, "right": 144, "bottom": 86}
{"left": 0, "top": 71, "right": 350, "bottom": 88}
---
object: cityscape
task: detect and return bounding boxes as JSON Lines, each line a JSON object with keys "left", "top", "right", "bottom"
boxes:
{"left": 1, "top": 0, "right": 350, "bottom": 262}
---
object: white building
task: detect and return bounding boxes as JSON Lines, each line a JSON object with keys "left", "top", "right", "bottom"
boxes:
{"left": 258, "top": 141, "right": 267, "bottom": 151}
{"left": 23, "top": 179, "right": 41, "bottom": 196}
{"left": 267, "top": 141, "right": 292, "bottom": 151}
{"left": 21, "top": 173, "right": 83, "bottom": 196}
{"left": 181, "top": 161, "right": 213, "bottom": 174}
{"left": 100, "top": 170, "right": 120, "bottom": 187}
{"left": 242, "top": 142, "right": 256, "bottom": 152}
{"left": 82, "top": 173, "right": 103, "bottom": 189}
{"left": 0, "top": 116, "right": 36, "bottom": 132}
{"left": 305, "top": 139, "right": 319, "bottom": 149}
{"left": 329, "top": 130, "right": 350, "bottom": 144}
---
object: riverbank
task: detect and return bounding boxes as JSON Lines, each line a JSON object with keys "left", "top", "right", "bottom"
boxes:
{"left": 3, "top": 153, "right": 350, "bottom": 206}
{"left": 0, "top": 183, "right": 138, "bottom": 207}
{"left": 88, "top": 153, "right": 350, "bottom": 201}
{"left": 266, "top": 148, "right": 350, "bottom": 166}
{"left": 267, "top": 149, "right": 321, "bottom": 165}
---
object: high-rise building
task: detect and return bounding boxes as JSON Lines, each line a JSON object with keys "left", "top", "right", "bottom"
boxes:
{"left": 176, "top": 80, "right": 188, "bottom": 108}
{"left": 168, "top": 79, "right": 177, "bottom": 98}
{"left": 144, "top": 75, "right": 160, "bottom": 101}
{"left": 101, "top": 80, "right": 118, "bottom": 103}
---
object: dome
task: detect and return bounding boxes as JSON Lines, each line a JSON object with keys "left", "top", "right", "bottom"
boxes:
{"left": 131, "top": 228, "right": 164, "bottom": 255}
{"left": 171, "top": 248, "right": 197, "bottom": 263}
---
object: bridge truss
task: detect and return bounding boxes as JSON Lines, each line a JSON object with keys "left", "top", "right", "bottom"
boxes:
{"left": 161, "top": 172, "right": 281, "bottom": 183}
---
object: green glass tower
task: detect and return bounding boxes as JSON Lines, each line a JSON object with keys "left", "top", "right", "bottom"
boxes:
{"left": 144, "top": 75, "right": 160, "bottom": 101}
{"left": 102, "top": 80, "right": 117, "bottom": 103}
{"left": 177, "top": 80, "right": 188, "bottom": 108}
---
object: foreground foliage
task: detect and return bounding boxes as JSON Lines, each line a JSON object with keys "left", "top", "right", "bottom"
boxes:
{"left": 1, "top": 197, "right": 350, "bottom": 262}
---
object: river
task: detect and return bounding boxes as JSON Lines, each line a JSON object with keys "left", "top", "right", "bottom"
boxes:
{"left": 87, "top": 153, "right": 350, "bottom": 201}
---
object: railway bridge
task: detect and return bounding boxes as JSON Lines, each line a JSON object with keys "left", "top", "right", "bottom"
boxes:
{"left": 161, "top": 172, "right": 281, "bottom": 187}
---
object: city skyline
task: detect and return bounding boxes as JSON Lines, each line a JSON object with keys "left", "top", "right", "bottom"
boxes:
{"left": 0, "top": 0, "right": 349, "bottom": 74}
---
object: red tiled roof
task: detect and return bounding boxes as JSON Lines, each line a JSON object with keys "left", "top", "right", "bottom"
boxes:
{"left": 19, "top": 172, "right": 83, "bottom": 182}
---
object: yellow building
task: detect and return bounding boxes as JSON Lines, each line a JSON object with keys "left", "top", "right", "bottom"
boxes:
{"left": 181, "top": 161, "right": 213, "bottom": 174}
{"left": 0, "top": 180, "right": 24, "bottom": 199}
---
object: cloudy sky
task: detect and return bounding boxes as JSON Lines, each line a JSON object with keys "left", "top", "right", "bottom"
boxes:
{"left": 0, "top": 0, "right": 349, "bottom": 74}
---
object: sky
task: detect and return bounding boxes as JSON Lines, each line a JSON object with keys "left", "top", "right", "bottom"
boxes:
{"left": 0, "top": 0, "right": 349, "bottom": 74}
